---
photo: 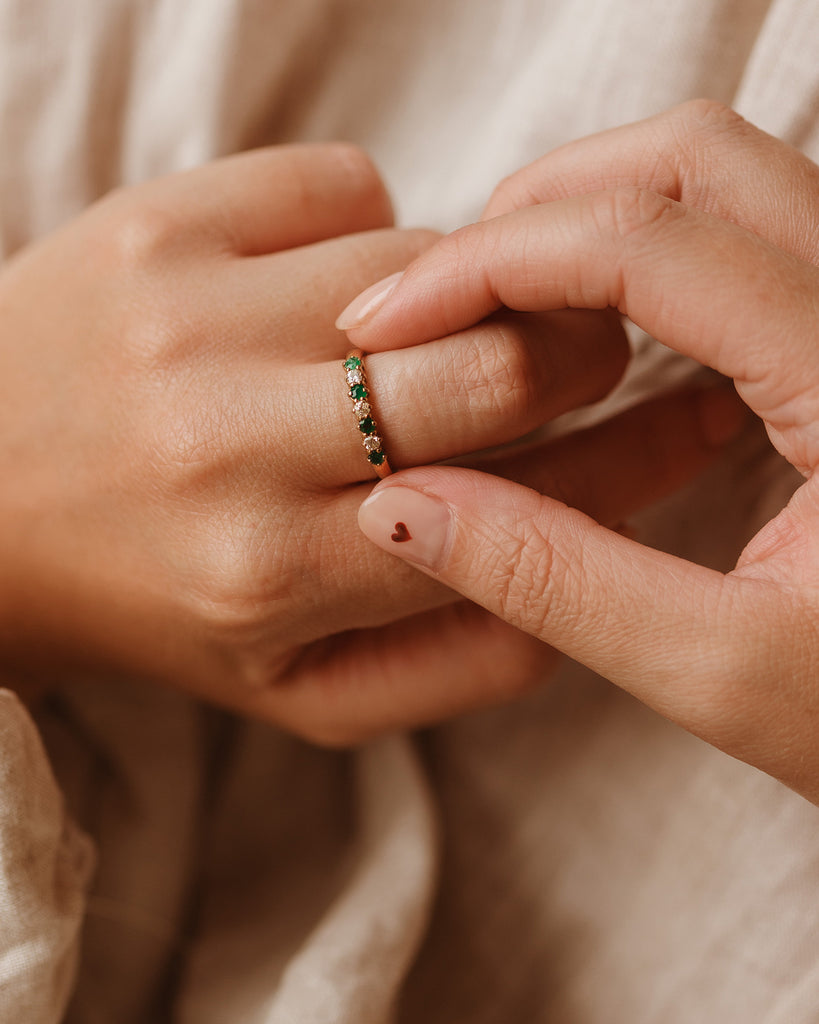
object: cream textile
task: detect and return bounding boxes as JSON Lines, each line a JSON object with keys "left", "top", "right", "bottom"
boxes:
{"left": 1, "top": 1, "right": 819, "bottom": 1022}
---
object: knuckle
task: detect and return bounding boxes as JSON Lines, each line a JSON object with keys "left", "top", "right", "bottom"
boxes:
{"left": 671, "top": 97, "right": 746, "bottom": 139}
{"left": 603, "top": 185, "right": 682, "bottom": 241}
{"left": 485, "top": 514, "right": 562, "bottom": 637}
{"left": 336, "top": 226, "right": 440, "bottom": 297}
{"left": 185, "top": 550, "right": 259, "bottom": 637}
{"left": 148, "top": 391, "right": 231, "bottom": 482}
{"left": 400, "top": 226, "right": 443, "bottom": 258}
{"left": 84, "top": 193, "right": 206, "bottom": 371}
{"left": 485, "top": 174, "right": 519, "bottom": 214}
{"left": 122, "top": 375, "right": 218, "bottom": 501}
{"left": 666, "top": 99, "right": 751, "bottom": 187}
{"left": 300, "top": 141, "right": 393, "bottom": 228}
{"left": 139, "top": 429, "right": 301, "bottom": 646}
{"left": 332, "top": 142, "right": 389, "bottom": 200}
{"left": 120, "top": 311, "right": 188, "bottom": 371}
{"left": 594, "top": 188, "right": 688, "bottom": 315}
{"left": 456, "top": 320, "right": 542, "bottom": 429}
{"left": 185, "top": 518, "right": 299, "bottom": 641}
{"left": 98, "top": 189, "right": 191, "bottom": 270}
{"left": 434, "top": 222, "right": 485, "bottom": 268}
{"left": 485, "top": 172, "right": 537, "bottom": 216}
{"left": 325, "top": 139, "right": 377, "bottom": 174}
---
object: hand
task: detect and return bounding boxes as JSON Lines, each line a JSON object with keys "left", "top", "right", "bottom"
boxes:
{"left": 347, "top": 99, "right": 819, "bottom": 799}
{"left": 0, "top": 138, "right": 737, "bottom": 744}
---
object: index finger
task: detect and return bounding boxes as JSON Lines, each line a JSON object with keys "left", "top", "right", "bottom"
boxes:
{"left": 483, "top": 100, "right": 819, "bottom": 264}
{"left": 342, "top": 189, "right": 819, "bottom": 469}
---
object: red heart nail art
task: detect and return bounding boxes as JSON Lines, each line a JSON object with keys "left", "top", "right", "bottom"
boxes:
{"left": 391, "top": 522, "right": 411, "bottom": 543}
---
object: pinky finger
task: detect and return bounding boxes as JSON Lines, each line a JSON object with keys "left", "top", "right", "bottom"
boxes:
{"left": 247, "top": 602, "right": 555, "bottom": 747}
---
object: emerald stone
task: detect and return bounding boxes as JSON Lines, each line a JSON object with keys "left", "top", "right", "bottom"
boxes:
{"left": 358, "top": 416, "right": 376, "bottom": 433}
{"left": 368, "top": 450, "right": 386, "bottom": 466}
{"left": 349, "top": 384, "right": 368, "bottom": 400}
{"left": 343, "top": 356, "right": 362, "bottom": 370}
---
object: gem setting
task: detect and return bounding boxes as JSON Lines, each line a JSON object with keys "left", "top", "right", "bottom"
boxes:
{"left": 342, "top": 349, "right": 390, "bottom": 477}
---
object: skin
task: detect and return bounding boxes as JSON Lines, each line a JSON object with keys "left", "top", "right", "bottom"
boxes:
{"left": 0, "top": 138, "right": 733, "bottom": 744}
{"left": 350, "top": 100, "right": 819, "bottom": 801}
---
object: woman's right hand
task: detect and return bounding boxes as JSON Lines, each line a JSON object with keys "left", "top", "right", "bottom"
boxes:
{"left": 0, "top": 143, "right": 730, "bottom": 743}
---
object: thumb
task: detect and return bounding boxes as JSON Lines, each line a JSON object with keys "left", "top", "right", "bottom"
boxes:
{"left": 357, "top": 467, "right": 742, "bottom": 731}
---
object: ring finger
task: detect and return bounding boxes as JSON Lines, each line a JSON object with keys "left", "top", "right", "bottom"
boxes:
{"left": 282, "top": 307, "right": 630, "bottom": 487}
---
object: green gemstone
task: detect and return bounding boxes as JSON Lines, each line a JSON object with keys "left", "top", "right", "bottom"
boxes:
{"left": 368, "top": 450, "right": 386, "bottom": 466}
{"left": 343, "top": 356, "right": 362, "bottom": 370}
{"left": 349, "top": 384, "right": 368, "bottom": 400}
{"left": 358, "top": 416, "right": 376, "bottom": 433}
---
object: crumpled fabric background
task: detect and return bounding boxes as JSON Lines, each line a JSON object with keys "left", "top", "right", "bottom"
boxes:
{"left": 2, "top": 1, "right": 819, "bottom": 1021}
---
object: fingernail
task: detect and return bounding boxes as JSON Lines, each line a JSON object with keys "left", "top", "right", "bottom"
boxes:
{"left": 358, "top": 485, "right": 453, "bottom": 570}
{"left": 335, "top": 271, "right": 403, "bottom": 331}
{"left": 698, "top": 385, "right": 750, "bottom": 447}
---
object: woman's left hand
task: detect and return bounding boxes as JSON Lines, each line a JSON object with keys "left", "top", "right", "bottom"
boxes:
{"left": 344, "top": 100, "right": 819, "bottom": 803}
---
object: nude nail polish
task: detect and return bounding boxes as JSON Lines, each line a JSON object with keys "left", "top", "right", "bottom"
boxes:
{"left": 335, "top": 272, "right": 403, "bottom": 331}
{"left": 358, "top": 485, "right": 452, "bottom": 570}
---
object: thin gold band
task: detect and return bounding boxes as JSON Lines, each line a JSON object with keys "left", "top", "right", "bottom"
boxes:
{"left": 343, "top": 349, "right": 392, "bottom": 479}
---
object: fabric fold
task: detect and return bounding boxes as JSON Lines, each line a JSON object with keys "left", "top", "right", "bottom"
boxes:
{"left": 0, "top": 690, "right": 94, "bottom": 1024}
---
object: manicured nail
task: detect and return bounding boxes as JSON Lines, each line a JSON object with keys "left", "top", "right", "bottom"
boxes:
{"left": 698, "top": 385, "right": 750, "bottom": 447}
{"left": 335, "top": 271, "right": 403, "bottom": 331}
{"left": 358, "top": 485, "right": 453, "bottom": 570}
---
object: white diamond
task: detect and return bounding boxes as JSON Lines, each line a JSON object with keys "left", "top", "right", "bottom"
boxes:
{"left": 354, "top": 400, "right": 371, "bottom": 417}
{"left": 346, "top": 369, "right": 364, "bottom": 385}
{"left": 363, "top": 435, "right": 382, "bottom": 452}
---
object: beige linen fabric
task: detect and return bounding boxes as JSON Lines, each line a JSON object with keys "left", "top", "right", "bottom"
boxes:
{"left": 1, "top": 1, "right": 819, "bottom": 1021}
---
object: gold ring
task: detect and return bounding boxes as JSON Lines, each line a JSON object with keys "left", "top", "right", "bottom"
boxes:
{"left": 343, "top": 349, "right": 392, "bottom": 479}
